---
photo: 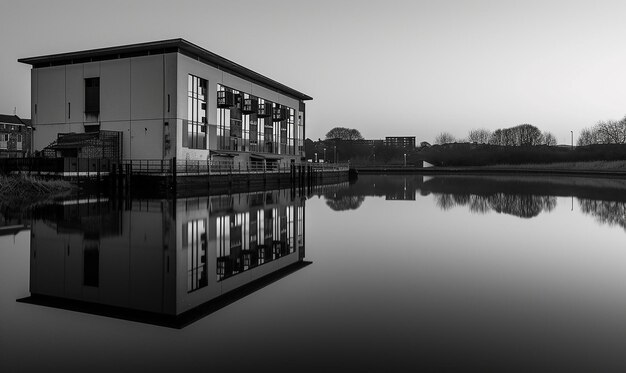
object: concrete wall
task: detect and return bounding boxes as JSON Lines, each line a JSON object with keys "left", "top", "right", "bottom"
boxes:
{"left": 30, "top": 51, "right": 305, "bottom": 162}
{"left": 31, "top": 54, "right": 178, "bottom": 159}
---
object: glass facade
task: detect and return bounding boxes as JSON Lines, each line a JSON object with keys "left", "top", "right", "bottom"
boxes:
{"left": 184, "top": 75, "right": 208, "bottom": 150}
{"left": 217, "top": 84, "right": 302, "bottom": 156}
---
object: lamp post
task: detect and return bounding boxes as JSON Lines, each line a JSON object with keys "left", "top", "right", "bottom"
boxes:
{"left": 571, "top": 131, "right": 574, "bottom": 148}
{"left": 314, "top": 152, "right": 318, "bottom": 163}
{"left": 334, "top": 146, "right": 337, "bottom": 163}
{"left": 323, "top": 148, "right": 326, "bottom": 162}
{"left": 404, "top": 153, "right": 407, "bottom": 167}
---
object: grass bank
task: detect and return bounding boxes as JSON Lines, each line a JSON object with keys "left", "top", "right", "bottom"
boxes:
{"left": 481, "top": 160, "right": 626, "bottom": 171}
{"left": 0, "top": 175, "right": 76, "bottom": 209}
{"left": 419, "top": 143, "right": 626, "bottom": 167}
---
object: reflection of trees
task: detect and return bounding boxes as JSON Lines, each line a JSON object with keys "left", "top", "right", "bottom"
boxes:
{"left": 579, "top": 199, "right": 626, "bottom": 230}
{"left": 435, "top": 194, "right": 455, "bottom": 211}
{"left": 434, "top": 193, "right": 556, "bottom": 218}
{"left": 325, "top": 195, "right": 365, "bottom": 211}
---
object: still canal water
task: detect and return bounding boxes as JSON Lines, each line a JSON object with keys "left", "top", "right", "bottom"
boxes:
{"left": 3, "top": 174, "right": 626, "bottom": 371}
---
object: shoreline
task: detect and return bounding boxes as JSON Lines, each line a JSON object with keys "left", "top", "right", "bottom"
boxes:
{"left": 0, "top": 174, "right": 77, "bottom": 209}
{"left": 355, "top": 165, "right": 626, "bottom": 178}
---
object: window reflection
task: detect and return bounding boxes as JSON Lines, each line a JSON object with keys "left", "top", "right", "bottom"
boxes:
{"left": 22, "top": 188, "right": 307, "bottom": 327}
{"left": 184, "top": 219, "right": 207, "bottom": 292}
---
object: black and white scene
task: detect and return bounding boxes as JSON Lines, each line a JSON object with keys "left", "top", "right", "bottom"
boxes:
{"left": 4, "top": 1, "right": 626, "bottom": 372}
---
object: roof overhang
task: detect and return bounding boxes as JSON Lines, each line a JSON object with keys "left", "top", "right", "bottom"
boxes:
{"left": 209, "top": 150, "right": 237, "bottom": 158}
{"left": 18, "top": 39, "right": 313, "bottom": 101}
{"left": 251, "top": 153, "right": 283, "bottom": 160}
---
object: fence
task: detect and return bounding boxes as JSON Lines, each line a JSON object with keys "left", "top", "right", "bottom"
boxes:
{"left": 0, "top": 157, "right": 350, "bottom": 177}
{"left": 124, "top": 159, "right": 349, "bottom": 175}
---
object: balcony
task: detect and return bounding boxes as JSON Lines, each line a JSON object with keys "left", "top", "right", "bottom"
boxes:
{"left": 257, "top": 102, "right": 272, "bottom": 118}
{"left": 272, "top": 106, "right": 288, "bottom": 122}
{"left": 242, "top": 98, "right": 258, "bottom": 114}
{"left": 217, "top": 90, "right": 234, "bottom": 108}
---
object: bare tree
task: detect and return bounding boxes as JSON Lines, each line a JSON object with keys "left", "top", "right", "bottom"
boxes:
{"left": 542, "top": 131, "right": 557, "bottom": 146}
{"left": 489, "top": 129, "right": 504, "bottom": 145}
{"left": 488, "top": 124, "right": 542, "bottom": 146}
{"left": 595, "top": 120, "right": 626, "bottom": 144}
{"left": 577, "top": 127, "right": 598, "bottom": 146}
{"left": 325, "top": 127, "right": 364, "bottom": 140}
{"left": 434, "top": 132, "right": 455, "bottom": 144}
{"left": 577, "top": 118, "right": 626, "bottom": 146}
{"left": 468, "top": 128, "right": 492, "bottom": 144}
{"left": 517, "top": 124, "right": 543, "bottom": 146}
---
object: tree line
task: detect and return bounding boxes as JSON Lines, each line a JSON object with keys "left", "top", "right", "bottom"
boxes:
{"left": 577, "top": 116, "right": 626, "bottom": 146}
{"left": 435, "top": 115, "right": 626, "bottom": 147}
{"left": 435, "top": 124, "right": 556, "bottom": 146}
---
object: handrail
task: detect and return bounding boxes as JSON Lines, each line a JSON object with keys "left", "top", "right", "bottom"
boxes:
{"left": 121, "top": 159, "right": 350, "bottom": 175}
{"left": 0, "top": 157, "right": 351, "bottom": 176}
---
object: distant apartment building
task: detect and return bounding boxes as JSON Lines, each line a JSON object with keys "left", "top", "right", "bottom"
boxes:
{"left": 385, "top": 136, "right": 415, "bottom": 149}
{"left": 352, "top": 139, "right": 384, "bottom": 147}
{"left": 0, "top": 114, "right": 32, "bottom": 158}
{"left": 19, "top": 39, "right": 311, "bottom": 166}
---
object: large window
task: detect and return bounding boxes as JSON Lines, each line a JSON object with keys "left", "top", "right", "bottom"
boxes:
{"left": 217, "top": 85, "right": 296, "bottom": 155}
{"left": 0, "top": 133, "right": 8, "bottom": 149}
{"left": 184, "top": 75, "right": 207, "bottom": 149}
{"left": 84, "top": 77, "right": 100, "bottom": 115}
{"left": 297, "top": 112, "right": 304, "bottom": 157}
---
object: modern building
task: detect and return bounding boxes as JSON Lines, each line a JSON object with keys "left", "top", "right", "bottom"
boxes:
{"left": 24, "top": 189, "right": 306, "bottom": 326}
{"left": 19, "top": 39, "right": 312, "bottom": 167}
{"left": 385, "top": 136, "right": 415, "bottom": 149}
{"left": 0, "top": 114, "right": 32, "bottom": 158}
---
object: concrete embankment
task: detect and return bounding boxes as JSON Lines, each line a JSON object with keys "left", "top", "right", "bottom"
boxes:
{"left": 129, "top": 170, "right": 349, "bottom": 196}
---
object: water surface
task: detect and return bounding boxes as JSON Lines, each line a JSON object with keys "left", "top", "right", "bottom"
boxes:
{"left": 3, "top": 174, "right": 626, "bottom": 371}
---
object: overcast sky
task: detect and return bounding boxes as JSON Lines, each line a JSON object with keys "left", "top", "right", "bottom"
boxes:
{"left": 3, "top": 0, "right": 626, "bottom": 144}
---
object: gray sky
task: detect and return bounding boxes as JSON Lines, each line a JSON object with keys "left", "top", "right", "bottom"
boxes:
{"left": 3, "top": 0, "right": 626, "bottom": 144}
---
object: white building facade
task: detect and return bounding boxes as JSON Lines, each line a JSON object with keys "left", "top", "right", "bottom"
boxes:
{"left": 19, "top": 39, "right": 311, "bottom": 166}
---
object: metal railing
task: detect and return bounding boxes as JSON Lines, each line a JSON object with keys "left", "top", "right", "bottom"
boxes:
{"left": 0, "top": 157, "right": 350, "bottom": 177}
{"left": 123, "top": 159, "right": 349, "bottom": 175}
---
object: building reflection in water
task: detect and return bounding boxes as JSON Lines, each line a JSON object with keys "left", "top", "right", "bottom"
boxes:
{"left": 23, "top": 189, "right": 307, "bottom": 328}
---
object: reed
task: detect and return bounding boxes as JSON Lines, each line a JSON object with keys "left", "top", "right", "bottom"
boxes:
{"left": 0, "top": 175, "right": 75, "bottom": 206}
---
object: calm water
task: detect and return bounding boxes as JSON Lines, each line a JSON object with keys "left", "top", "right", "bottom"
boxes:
{"left": 3, "top": 174, "right": 626, "bottom": 371}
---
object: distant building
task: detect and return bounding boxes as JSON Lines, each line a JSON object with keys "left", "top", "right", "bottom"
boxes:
{"left": 19, "top": 39, "right": 311, "bottom": 166}
{"left": 352, "top": 139, "right": 384, "bottom": 147}
{"left": 0, "top": 114, "right": 32, "bottom": 158}
{"left": 385, "top": 136, "right": 415, "bottom": 149}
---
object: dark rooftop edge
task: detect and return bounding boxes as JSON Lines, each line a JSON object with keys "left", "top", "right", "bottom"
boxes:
{"left": 17, "top": 260, "right": 312, "bottom": 329}
{"left": 18, "top": 38, "right": 312, "bottom": 101}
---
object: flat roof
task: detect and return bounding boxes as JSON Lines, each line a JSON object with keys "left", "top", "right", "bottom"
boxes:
{"left": 18, "top": 38, "right": 312, "bottom": 101}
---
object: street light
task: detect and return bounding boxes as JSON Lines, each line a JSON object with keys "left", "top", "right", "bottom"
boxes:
{"left": 323, "top": 147, "right": 326, "bottom": 162}
{"left": 334, "top": 146, "right": 337, "bottom": 163}
{"left": 404, "top": 153, "right": 407, "bottom": 167}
